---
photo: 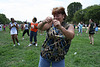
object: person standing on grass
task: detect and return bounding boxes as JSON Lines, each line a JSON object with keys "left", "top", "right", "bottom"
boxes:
{"left": 22, "top": 21, "right": 30, "bottom": 40}
{"left": 28, "top": 17, "right": 38, "bottom": 46}
{"left": 77, "top": 22, "right": 83, "bottom": 36}
{"left": 3, "top": 24, "right": 6, "bottom": 31}
{"left": 37, "top": 7, "right": 75, "bottom": 67}
{"left": 21, "top": 24, "right": 24, "bottom": 31}
{"left": 9, "top": 18, "right": 20, "bottom": 46}
{"left": 86, "top": 19, "right": 96, "bottom": 45}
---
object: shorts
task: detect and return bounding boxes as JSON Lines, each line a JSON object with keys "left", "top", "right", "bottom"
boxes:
{"left": 89, "top": 31, "right": 95, "bottom": 34}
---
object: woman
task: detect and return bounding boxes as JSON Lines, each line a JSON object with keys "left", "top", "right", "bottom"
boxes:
{"left": 9, "top": 18, "right": 20, "bottom": 46}
{"left": 38, "top": 7, "right": 75, "bottom": 67}
{"left": 86, "top": 19, "right": 96, "bottom": 45}
{"left": 28, "top": 17, "right": 38, "bottom": 46}
{"left": 22, "top": 21, "right": 30, "bottom": 40}
{"left": 77, "top": 22, "right": 83, "bottom": 36}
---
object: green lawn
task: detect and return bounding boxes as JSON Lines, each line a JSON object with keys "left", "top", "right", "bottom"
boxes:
{"left": 0, "top": 27, "right": 100, "bottom": 67}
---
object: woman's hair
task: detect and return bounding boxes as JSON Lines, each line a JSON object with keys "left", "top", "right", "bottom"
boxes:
{"left": 52, "top": 7, "right": 66, "bottom": 19}
{"left": 24, "top": 21, "right": 27, "bottom": 24}
{"left": 11, "top": 18, "right": 14, "bottom": 21}
{"left": 89, "top": 19, "right": 94, "bottom": 22}
{"left": 33, "top": 17, "right": 37, "bottom": 22}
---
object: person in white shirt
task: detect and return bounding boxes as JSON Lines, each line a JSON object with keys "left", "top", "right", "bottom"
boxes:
{"left": 77, "top": 22, "right": 83, "bottom": 36}
{"left": 22, "top": 21, "right": 30, "bottom": 39}
{"left": 9, "top": 18, "right": 20, "bottom": 46}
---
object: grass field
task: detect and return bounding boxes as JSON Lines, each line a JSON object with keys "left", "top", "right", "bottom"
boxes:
{"left": 0, "top": 27, "right": 100, "bottom": 67}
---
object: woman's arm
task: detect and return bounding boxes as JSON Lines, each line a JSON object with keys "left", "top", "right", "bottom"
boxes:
{"left": 16, "top": 24, "right": 19, "bottom": 30}
{"left": 9, "top": 24, "right": 11, "bottom": 30}
{"left": 37, "top": 17, "right": 52, "bottom": 31}
{"left": 53, "top": 20, "right": 74, "bottom": 40}
{"left": 86, "top": 24, "right": 90, "bottom": 33}
{"left": 59, "top": 24, "right": 75, "bottom": 40}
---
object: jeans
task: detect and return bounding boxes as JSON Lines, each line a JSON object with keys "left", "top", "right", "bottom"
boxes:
{"left": 78, "top": 28, "right": 82, "bottom": 34}
{"left": 38, "top": 56, "right": 65, "bottom": 67}
{"left": 30, "top": 31, "right": 37, "bottom": 42}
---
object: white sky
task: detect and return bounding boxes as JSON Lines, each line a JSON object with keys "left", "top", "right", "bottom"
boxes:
{"left": 0, "top": 0, "right": 100, "bottom": 22}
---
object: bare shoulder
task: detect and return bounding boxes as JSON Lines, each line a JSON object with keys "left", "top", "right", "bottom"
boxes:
{"left": 68, "top": 24, "right": 74, "bottom": 30}
{"left": 68, "top": 24, "right": 74, "bottom": 27}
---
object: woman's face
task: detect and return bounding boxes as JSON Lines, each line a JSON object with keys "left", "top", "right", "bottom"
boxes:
{"left": 32, "top": 19, "right": 35, "bottom": 23}
{"left": 53, "top": 13, "right": 64, "bottom": 23}
{"left": 11, "top": 19, "right": 14, "bottom": 23}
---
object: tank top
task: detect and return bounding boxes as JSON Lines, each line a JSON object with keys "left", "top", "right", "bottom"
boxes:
{"left": 89, "top": 22, "right": 95, "bottom": 32}
{"left": 24, "top": 24, "right": 29, "bottom": 29}
{"left": 31, "top": 22, "right": 38, "bottom": 32}
{"left": 41, "top": 22, "right": 71, "bottom": 62}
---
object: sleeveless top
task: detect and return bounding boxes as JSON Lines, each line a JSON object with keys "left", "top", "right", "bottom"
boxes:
{"left": 41, "top": 22, "right": 71, "bottom": 62}
{"left": 24, "top": 24, "right": 29, "bottom": 30}
{"left": 89, "top": 22, "right": 95, "bottom": 34}
{"left": 31, "top": 22, "right": 38, "bottom": 32}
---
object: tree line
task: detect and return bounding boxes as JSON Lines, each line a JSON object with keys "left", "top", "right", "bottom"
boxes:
{"left": 67, "top": 2, "right": 100, "bottom": 25}
{"left": 0, "top": 14, "right": 23, "bottom": 24}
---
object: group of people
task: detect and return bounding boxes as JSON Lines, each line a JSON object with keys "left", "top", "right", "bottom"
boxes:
{"left": 76, "top": 19, "right": 98, "bottom": 45}
{"left": 8, "top": 6, "right": 98, "bottom": 67}
{"left": 8, "top": 6, "right": 75, "bottom": 67}
{"left": 9, "top": 17, "right": 38, "bottom": 47}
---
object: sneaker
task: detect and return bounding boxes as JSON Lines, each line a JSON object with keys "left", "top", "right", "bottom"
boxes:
{"left": 28, "top": 44, "right": 32, "bottom": 46}
{"left": 35, "top": 43, "right": 37, "bottom": 46}
{"left": 18, "top": 43, "right": 20, "bottom": 46}
{"left": 14, "top": 44, "right": 16, "bottom": 46}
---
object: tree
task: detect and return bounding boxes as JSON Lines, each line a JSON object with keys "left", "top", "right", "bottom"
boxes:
{"left": 84, "top": 5, "right": 100, "bottom": 24}
{"left": 67, "top": 2, "right": 82, "bottom": 22}
{"left": 16, "top": 20, "right": 23, "bottom": 24}
{"left": 0, "top": 13, "right": 10, "bottom": 24}
{"left": 0, "top": 13, "right": 23, "bottom": 24}
{"left": 73, "top": 9, "right": 87, "bottom": 24}
{"left": 73, "top": 5, "right": 100, "bottom": 24}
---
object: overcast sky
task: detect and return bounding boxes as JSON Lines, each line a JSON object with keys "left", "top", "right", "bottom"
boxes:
{"left": 0, "top": 0, "right": 100, "bottom": 22}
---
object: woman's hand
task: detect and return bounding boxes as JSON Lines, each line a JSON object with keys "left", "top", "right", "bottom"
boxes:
{"left": 37, "top": 16, "right": 53, "bottom": 31}
{"left": 43, "top": 16, "right": 53, "bottom": 24}
{"left": 53, "top": 19, "right": 61, "bottom": 29}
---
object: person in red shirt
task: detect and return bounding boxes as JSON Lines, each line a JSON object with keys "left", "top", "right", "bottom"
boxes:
{"left": 3, "top": 24, "right": 6, "bottom": 31}
{"left": 28, "top": 17, "right": 38, "bottom": 46}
